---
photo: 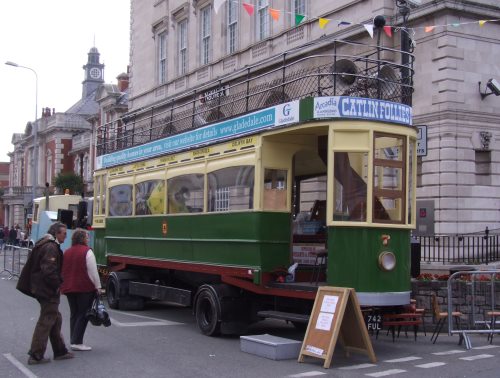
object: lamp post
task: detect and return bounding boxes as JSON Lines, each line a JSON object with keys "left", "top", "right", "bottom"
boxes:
{"left": 5, "top": 61, "right": 39, "bottom": 214}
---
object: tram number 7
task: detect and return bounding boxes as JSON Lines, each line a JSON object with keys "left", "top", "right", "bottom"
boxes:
{"left": 366, "top": 314, "right": 382, "bottom": 331}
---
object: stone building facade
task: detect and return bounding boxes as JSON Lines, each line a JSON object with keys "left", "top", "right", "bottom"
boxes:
{"left": 126, "top": 0, "right": 500, "bottom": 235}
{"left": 3, "top": 47, "right": 105, "bottom": 228}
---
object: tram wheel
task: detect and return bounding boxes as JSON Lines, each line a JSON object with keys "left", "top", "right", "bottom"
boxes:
{"left": 195, "top": 287, "right": 221, "bottom": 336}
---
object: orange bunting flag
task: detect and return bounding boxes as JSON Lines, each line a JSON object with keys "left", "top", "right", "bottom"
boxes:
{"left": 383, "top": 25, "right": 392, "bottom": 37}
{"left": 319, "top": 18, "right": 330, "bottom": 29}
{"left": 269, "top": 8, "right": 280, "bottom": 21}
{"left": 424, "top": 26, "right": 435, "bottom": 32}
{"left": 479, "top": 20, "right": 487, "bottom": 27}
{"left": 243, "top": 3, "right": 254, "bottom": 16}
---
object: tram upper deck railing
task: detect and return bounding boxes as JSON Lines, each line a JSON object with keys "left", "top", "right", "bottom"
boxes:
{"left": 96, "top": 39, "right": 414, "bottom": 157}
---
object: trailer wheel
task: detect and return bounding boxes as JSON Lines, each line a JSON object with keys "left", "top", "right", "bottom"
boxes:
{"left": 195, "top": 288, "right": 221, "bottom": 336}
{"left": 106, "top": 275, "right": 120, "bottom": 309}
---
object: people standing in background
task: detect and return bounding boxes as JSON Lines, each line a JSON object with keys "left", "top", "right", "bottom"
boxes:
{"left": 16, "top": 225, "right": 22, "bottom": 246}
{"left": 9, "top": 226, "right": 17, "bottom": 246}
{"left": 61, "top": 228, "right": 102, "bottom": 351}
{"left": 3, "top": 226, "right": 9, "bottom": 245}
{"left": 16, "top": 222, "right": 74, "bottom": 365}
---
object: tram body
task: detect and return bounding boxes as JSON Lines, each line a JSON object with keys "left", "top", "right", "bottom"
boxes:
{"left": 93, "top": 40, "right": 416, "bottom": 334}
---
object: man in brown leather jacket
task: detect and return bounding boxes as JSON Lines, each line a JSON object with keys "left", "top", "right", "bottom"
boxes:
{"left": 17, "top": 222, "right": 74, "bottom": 365}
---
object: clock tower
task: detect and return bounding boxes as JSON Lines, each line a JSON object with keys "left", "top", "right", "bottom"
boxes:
{"left": 82, "top": 46, "right": 105, "bottom": 98}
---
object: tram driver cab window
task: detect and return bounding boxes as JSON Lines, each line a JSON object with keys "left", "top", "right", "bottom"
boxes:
{"left": 334, "top": 152, "right": 368, "bottom": 222}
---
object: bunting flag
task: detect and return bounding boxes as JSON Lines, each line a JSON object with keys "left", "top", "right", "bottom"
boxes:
{"left": 213, "top": 0, "right": 225, "bottom": 14}
{"left": 364, "top": 24, "right": 374, "bottom": 38}
{"left": 242, "top": 2, "right": 254, "bottom": 16}
{"left": 217, "top": 2, "right": 500, "bottom": 37}
{"left": 295, "top": 14, "right": 305, "bottom": 26}
{"left": 269, "top": 8, "right": 280, "bottom": 21}
{"left": 319, "top": 18, "right": 330, "bottom": 29}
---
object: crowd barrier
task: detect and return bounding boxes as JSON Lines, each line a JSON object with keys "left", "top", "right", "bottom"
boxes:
{"left": 0, "top": 244, "right": 30, "bottom": 280}
{"left": 446, "top": 270, "right": 500, "bottom": 349}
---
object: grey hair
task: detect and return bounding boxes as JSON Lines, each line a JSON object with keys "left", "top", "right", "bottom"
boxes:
{"left": 47, "top": 222, "right": 67, "bottom": 237}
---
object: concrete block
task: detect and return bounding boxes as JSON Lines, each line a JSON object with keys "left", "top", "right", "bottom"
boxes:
{"left": 240, "top": 334, "right": 302, "bottom": 360}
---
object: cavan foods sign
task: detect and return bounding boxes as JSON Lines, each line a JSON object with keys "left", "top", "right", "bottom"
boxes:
{"left": 96, "top": 97, "right": 411, "bottom": 169}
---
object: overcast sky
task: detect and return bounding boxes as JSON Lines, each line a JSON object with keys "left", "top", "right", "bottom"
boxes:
{"left": 0, "top": 0, "right": 130, "bottom": 162}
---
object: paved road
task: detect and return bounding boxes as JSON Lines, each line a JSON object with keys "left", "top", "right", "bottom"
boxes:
{"left": 1, "top": 269, "right": 499, "bottom": 377}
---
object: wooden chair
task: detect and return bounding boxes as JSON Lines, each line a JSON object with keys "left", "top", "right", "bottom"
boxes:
{"left": 431, "top": 293, "right": 463, "bottom": 344}
{"left": 309, "top": 249, "right": 327, "bottom": 285}
{"left": 485, "top": 309, "right": 500, "bottom": 343}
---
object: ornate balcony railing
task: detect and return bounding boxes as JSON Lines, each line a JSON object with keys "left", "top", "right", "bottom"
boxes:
{"left": 96, "top": 39, "right": 414, "bottom": 157}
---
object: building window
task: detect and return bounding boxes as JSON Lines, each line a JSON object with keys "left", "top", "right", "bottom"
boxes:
{"left": 178, "top": 20, "right": 188, "bottom": 75}
{"left": 257, "top": 0, "right": 269, "bottom": 41}
{"left": 157, "top": 31, "right": 167, "bottom": 84}
{"left": 292, "top": 0, "right": 305, "bottom": 15}
{"left": 475, "top": 150, "right": 491, "bottom": 185}
{"left": 200, "top": 6, "right": 211, "bottom": 65}
{"left": 46, "top": 152, "right": 53, "bottom": 186}
{"left": 227, "top": 0, "right": 238, "bottom": 54}
{"left": 83, "top": 154, "right": 90, "bottom": 181}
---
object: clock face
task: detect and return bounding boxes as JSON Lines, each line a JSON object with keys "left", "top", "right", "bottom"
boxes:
{"left": 89, "top": 67, "right": 101, "bottom": 79}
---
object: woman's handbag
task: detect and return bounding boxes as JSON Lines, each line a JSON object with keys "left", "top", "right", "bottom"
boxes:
{"left": 86, "top": 294, "right": 111, "bottom": 327}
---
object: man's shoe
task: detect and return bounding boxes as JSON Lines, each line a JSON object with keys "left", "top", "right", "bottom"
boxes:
{"left": 71, "top": 344, "right": 92, "bottom": 351}
{"left": 27, "top": 356, "right": 51, "bottom": 365}
{"left": 53, "top": 352, "right": 74, "bottom": 360}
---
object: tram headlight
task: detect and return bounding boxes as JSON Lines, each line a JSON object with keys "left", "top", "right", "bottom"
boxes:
{"left": 378, "top": 251, "right": 396, "bottom": 271}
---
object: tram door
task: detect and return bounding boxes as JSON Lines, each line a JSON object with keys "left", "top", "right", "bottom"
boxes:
{"left": 290, "top": 135, "right": 328, "bottom": 267}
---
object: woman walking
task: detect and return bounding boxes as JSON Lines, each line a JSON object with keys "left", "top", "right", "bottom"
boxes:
{"left": 61, "top": 228, "right": 101, "bottom": 351}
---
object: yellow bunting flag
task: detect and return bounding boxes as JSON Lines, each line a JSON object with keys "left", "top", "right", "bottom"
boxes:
{"left": 424, "top": 26, "right": 435, "bottom": 32}
{"left": 319, "top": 18, "right": 331, "bottom": 29}
{"left": 479, "top": 20, "right": 487, "bottom": 27}
{"left": 269, "top": 8, "right": 280, "bottom": 21}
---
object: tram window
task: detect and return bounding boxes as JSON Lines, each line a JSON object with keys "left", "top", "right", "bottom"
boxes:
{"left": 167, "top": 174, "right": 204, "bottom": 214}
{"left": 94, "top": 176, "right": 100, "bottom": 215}
{"left": 136, "top": 180, "right": 165, "bottom": 215}
{"left": 373, "top": 133, "right": 406, "bottom": 223}
{"left": 208, "top": 166, "right": 254, "bottom": 212}
{"left": 263, "top": 169, "right": 287, "bottom": 210}
{"left": 408, "top": 139, "right": 415, "bottom": 224}
{"left": 333, "top": 152, "right": 368, "bottom": 222}
{"left": 109, "top": 184, "right": 133, "bottom": 216}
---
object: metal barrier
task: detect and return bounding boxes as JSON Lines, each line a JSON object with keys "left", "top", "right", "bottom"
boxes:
{"left": 447, "top": 270, "right": 500, "bottom": 349}
{"left": 0, "top": 244, "right": 30, "bottom": 280}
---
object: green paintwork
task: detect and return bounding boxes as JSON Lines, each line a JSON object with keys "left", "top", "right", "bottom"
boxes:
{"left": 93, "top": 213, "right": 410, "bottom": 295}
{"left": 327, "top": 227, "right": 410, "bottom": 292}
{"left": 95, "top": 212, "right": 291, "bottom": 273}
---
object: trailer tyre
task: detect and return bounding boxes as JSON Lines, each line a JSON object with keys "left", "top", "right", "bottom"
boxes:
{"left": 195, "top": 289, "right": 221, "bottom": 336}
{"left": 106, "top": 276, "right": 120, "bottom": 309}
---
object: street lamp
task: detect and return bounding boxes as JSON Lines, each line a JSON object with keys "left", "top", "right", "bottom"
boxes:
{"left": 5, "top": 61, "right": 39, "bottom": 214}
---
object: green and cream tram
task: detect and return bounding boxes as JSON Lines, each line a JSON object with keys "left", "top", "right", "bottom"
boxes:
{"left": 93, "top": 41, "right": 416, "bottom": 335}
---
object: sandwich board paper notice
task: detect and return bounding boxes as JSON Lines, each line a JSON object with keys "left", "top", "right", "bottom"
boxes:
{"left": 298, "top": 287, "right": 376, "bottom": 368}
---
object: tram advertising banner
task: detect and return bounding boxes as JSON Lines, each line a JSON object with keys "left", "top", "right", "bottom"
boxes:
{"left": 96, "top": 96, "right": 411, "bottom": 169}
